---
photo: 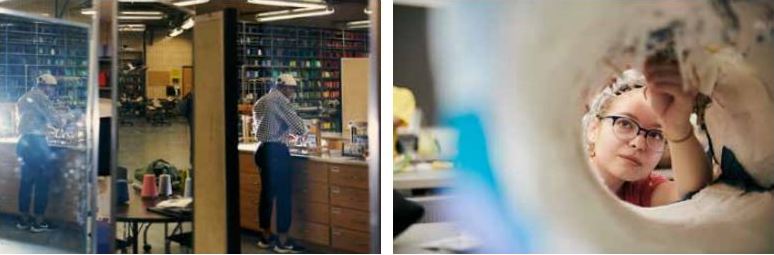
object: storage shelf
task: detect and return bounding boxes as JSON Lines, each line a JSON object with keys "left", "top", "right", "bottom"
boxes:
{"left": 238, "top": 24, "right": 368, "bottom": 132}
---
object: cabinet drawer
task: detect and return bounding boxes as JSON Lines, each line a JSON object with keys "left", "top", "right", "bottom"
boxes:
{"left": 330, "top": 206, "right": 369, "bottom": 232}
{"left": 329, "top": 164, "right": 368, "bottom": 189}
{"left": 290, "top": 220, "right": 330, "bottom": 246}
{"left": 330, "top": 185, "right": 368, "bottom": 211}
{"left": 293, "top": 201, "right": 329, "bottom": 224}
{"left": 294, "top": 182, "right": 329, "bottom": 204}
{"left": 331, "top": 227, "right": 370, "bottom": 253}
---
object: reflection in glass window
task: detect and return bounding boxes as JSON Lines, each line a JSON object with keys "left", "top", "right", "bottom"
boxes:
{"left": 0, "top": 9, "right": 93, "bottom": 253}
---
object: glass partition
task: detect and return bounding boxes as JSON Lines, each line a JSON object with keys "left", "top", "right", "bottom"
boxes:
{"left": 0, "top": 6, "right": 95, "bottom": 253}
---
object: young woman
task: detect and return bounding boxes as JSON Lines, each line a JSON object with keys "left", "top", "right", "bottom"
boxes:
{"left": 582, "top": 62, "right": 712, "bottom": 207}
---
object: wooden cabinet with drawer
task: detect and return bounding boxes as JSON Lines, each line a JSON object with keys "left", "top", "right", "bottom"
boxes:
{"left": 239, "top": 151, "right": 371, "bottom": 253}
{"left": 330, "top": 185, "right": 369, "bottom": 211}
{"left": 329, "top": 164, "right": 368, "bottom": 189}
{"left": 330, "top": 206, "right": 369, "bottom": 232}
{"left": 331, "top": 227, "right": 371, "bottom": 253}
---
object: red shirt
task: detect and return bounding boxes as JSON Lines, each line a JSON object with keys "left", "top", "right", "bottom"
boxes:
{"left": 617, "top": 173, "right": 669, "bottom": 207}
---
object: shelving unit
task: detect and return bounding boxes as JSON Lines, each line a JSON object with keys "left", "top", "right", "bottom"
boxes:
{"left": 237, "top": 23, "right": 369, "bottom": 133}
{"left": 118, "top": 49, "right": 145, "bottom": 100}
{"left": 0, "top": 14, "right": 89, "bottom": 109}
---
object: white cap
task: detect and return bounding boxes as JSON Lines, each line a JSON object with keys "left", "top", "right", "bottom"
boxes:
{"left": 37, "top": 74, "right": 58, "bottom": 86}
{"left": 278, "top": 73, "right": 298, "bottom": 87}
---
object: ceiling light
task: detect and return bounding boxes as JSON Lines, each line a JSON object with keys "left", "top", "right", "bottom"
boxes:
{"left": 247, "top": 0, "right": 327, "bottom": 9}
{"left": 118, "top": 0, "right": 158, "bottom": 2}
{"left": 181, "top": 17, "right": 194, "bottom": 29}
{"left": 173, "top": 0, "right": 210, "bottom": 6}
{"left": 256, "top": 7, "right": 333, "bottom": 22}
{"left": 169, "top": 27, "right": 184, "bottom": 37}
{"left": 81, "top": 8, "right": 96, "bottom": 15}
{"left": 118, "top": 15, "right": 163, "bottom": 20}
{"left": 346, "top": 20, "right": 369, "bottom": 26}
{"left": 256, "top": 7, "right": 324, "bottom": 17}
{"left": 119, "top": 25, "right": 146, "bottom": 32}
{"left": 121, "top": 11, "right": 163, "bottom": 15}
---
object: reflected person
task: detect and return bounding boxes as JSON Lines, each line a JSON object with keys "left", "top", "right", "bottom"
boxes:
{"left": 15, "top": 74, "right": 65, "bottom": 232}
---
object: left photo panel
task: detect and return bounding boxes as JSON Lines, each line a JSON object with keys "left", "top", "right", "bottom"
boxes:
{"left": 0, "top": 0, "right": 380, "bottom": 253}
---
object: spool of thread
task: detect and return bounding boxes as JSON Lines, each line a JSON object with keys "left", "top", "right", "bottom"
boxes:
{"left": 183, "top": 176, "right": 192, "bottom": 198}
{"left": 158, "top": 174, "right": 172, "bottom": 197}
{"left": 116, "top": 179, "right": 129, "bottom": 204}
{"left": 140, "top": 174, "right": 157, "bottom": 198}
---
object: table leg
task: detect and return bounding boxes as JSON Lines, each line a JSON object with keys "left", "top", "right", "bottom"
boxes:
{"left": 164, "top": 223, "right": 170, "bottom": 254}
{"left": 143, "top": 223, "right": 152, "bottom": 253}
{"left": 131, "top": 222, "right": 139, "bottom": 254}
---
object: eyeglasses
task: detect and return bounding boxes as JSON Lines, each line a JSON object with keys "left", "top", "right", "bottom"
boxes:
{"left": 597, "top": 115, "right": 665, "bottom": 152}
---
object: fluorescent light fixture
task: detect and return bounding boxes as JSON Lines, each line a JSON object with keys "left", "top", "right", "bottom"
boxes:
{"left": 247, "top": 0, "right": 327, "bottom": 9}
{"left": 119, "top": 24, "right": 146, "bottom": 32}
{"left": 121, "top": 11, "right": 163, "bottom": 15}
{"left": 118, "top": 15, "right": 163, "bottom": 20}
{"left": 169, "top": 27, "right": 184, "bottom": 37}
{"left": 364, "top": 8, "right": 371, "bottom": 15}
{"left": 346, "top": 20, "right": 369, "bottom": 26}
{"left": 173, "top": 0, "right": 210, "bottom": 6}
{"left": 81, "top": 8, "right": 96, "bottom": 15}
{"left": 119, "top": 25, "right": 146, "bottom": 32}
{"left": 256, "top": 7, "right": 334, "bottom": 22}
{"left": 256, "top": 7, "right": 324, "bottom": 17}
{"left": 118, "top": 0, "right": 158, "bottom": 2}
{"left": 181, "top": 17, "right": 194, "bottom": 29}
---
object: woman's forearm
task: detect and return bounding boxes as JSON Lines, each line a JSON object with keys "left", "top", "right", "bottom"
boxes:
{"left": 668, "top": 134, "right": 712, "bottom": 197}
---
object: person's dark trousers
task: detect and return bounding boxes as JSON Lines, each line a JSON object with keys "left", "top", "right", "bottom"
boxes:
{"left": 16, "top": 134, "right": 54, "bottom": 217}
{"left": 254, "top": 142, "right": 293, "bottom": 234}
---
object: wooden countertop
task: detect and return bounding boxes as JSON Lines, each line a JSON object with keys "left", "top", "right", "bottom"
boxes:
{"left": 238, "top": 143, "right": 368, "bottom": 166}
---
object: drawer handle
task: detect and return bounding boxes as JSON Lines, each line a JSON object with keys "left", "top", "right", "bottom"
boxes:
{"left": 332, "top": 208, "right": 341, "bottom": 214}
{"left": 332, "top": 231, "right": 341, "bottom": 236}
{"left": 331, "top": 167, "right": 340, "bottom": 173}
{"left": 331, "top": 187, "right": 340, "bottom": 193}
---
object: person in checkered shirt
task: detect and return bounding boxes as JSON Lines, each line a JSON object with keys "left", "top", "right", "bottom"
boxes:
{"left": 252, "top": 73, "right": 307, "bottom": 253}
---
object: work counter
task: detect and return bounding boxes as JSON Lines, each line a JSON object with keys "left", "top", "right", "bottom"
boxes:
{"left": 237, "top": 142, "right": 371, "bottom": 253}
{"left": 237, "top": 142, "right": 368, "bottom": 166}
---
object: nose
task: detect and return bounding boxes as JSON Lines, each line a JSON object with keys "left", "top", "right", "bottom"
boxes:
{"left": 628, "top": 132, "right": 648, "bottom": 150}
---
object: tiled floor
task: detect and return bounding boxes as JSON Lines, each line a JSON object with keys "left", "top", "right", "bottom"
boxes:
{"left": 241, "top": 230, "right": 334, "bottom": 254}
{"left": 0, "top": 213, "right": 85, "bottom": 253}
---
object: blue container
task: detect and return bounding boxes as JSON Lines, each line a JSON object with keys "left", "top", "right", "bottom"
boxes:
{"left": 116, "top": 179, "right": 129, "bottom": 205}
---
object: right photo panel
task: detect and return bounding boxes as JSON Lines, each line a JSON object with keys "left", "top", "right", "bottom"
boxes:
{"left": 392, "top": 0, "right": 774, "bottom": 253}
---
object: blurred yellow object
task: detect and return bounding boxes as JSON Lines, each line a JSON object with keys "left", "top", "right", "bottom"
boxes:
{"left": 394, "top": 85, "right": 416, "bottom": 158}
{"left": 393, "top": 86, "right": 416, "bottom": 125}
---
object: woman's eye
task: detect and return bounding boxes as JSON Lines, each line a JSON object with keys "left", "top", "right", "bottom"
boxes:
{"left": 648, "top": 132, "right": 664, "bottom": 141}
{"left": 617, "top": 119, "right": 635, "bottom": 130}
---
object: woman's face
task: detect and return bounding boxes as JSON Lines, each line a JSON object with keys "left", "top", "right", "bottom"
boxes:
{"left": 589, "top": 88, "right": 664, "bottom": 182}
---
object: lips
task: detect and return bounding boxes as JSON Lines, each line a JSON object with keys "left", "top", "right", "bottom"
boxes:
{"left": 618, "top": 155, "right": 642, "bottom": 166}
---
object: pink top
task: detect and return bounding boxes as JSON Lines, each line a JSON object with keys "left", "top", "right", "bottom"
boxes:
{"left": 616, "top": 173, "right": 669, "bottom": 207}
